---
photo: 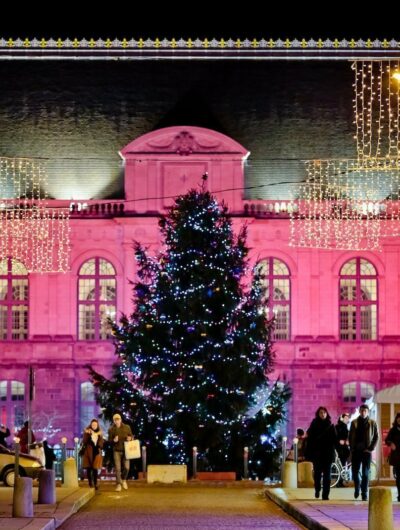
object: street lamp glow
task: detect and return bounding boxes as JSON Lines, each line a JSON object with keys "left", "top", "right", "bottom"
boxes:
{"left": 14, "top": 436, "right": 20, "bottom": 444}
{"left": 73, "top": 437, "right": 79, "bottom": 444}
{"left": 392, "top": 71, "right": 400, "bottom": 81}
{"left": 61, "top": 437, "right": 67, "bottom": 444}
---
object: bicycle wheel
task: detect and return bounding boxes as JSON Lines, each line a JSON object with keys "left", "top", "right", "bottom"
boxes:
{"left": 341, "top": 464, "right": 352, "bottom": 484}
{"left": 330, "top": 462, "right": 340, "bottom": 487}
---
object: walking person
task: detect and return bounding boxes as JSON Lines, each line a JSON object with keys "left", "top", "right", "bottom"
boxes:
{"left": 82, "top": 419, "right": 104, "bottom": 490}
{"left": 385, "top": 412, "right": 400, "bottom": 502}
{"left": 349, "top": 404, "right": 379, "bottom": 501}
{"left": 42, "top": 440, "right": 57, "bottom": 470}
{"left": 17, "top": 421, "right": 35, "bottom": 454}
{"left": 335, "top": 413, "right": 350, "bottom": 486}
{"left": 108, "top": 413, "right": 133, "bottom": 492}
{"left": 306, "top": 406, "right": 337, "bottom": 500}
{"left": 0, "top": 424, "right": 10, "bottom": 447}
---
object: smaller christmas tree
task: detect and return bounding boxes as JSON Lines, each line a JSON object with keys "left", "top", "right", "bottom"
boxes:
{"left": 90, "top": 183, "right": 290, "bottom": 476}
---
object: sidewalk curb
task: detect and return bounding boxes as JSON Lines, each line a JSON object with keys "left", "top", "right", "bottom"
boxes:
{"left": 53, "top": 488, "right": 95, "bottom": 528}
{"left": 0, "top": 487, "right": 95, "bottom": 530}
{"left": 265, "top": 489, "right": 345, "bottom": 530}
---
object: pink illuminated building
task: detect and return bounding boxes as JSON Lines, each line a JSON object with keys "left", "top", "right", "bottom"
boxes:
{"left": 0, "top": 39, "right": 399, "bottom": 476}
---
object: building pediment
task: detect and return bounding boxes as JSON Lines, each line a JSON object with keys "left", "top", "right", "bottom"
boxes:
{"left": 120, "top": 126, "right": 248, "bottom": 158}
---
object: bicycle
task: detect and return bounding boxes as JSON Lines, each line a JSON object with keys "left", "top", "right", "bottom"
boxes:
{"left": 330, "top": 453, "right": 351, "bottom": 487}
{"left": 330, "top": 452, "right": 377, "bottom": 487}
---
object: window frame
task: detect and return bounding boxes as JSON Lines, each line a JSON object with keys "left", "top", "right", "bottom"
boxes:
{"left": 256, "top": 257, "right": 291, "bottom": 341}
{"left": 339, "top": 257, "right": 378, "bottom": 341}
{"left": 77, "top": 257, "right": 116, "bottom": 341}
{"left": 0, "top": 257, "right": 29, "bottom": 341}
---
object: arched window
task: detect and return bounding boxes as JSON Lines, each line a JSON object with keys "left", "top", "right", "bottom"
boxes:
{"left": 0, "top": 380, "right": 26, "bottom": 431}
{"left": 78, "top": 258, "right": 116, "bottom": 340}
{"left": 256, "top": 257, "right": 291, "bottom": 340}
{"left": 0, "top": 258, "right": 28, "bottom": 340}
{"left": 80, "top": 382, "right": 99, "bottom": 432}
{"left": 339, "top": 258, "right": 377, "bottom": 340}
{"left": 343, "top": 381, "right": 375, "bottom": 405}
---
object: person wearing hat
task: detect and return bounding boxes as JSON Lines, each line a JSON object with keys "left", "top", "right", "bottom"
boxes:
{"left": 108, "top": 413, "right": 133, "bottom": 491}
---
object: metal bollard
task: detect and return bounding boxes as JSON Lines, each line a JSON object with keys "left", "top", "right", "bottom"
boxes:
{"left": 243, "top": 446, "right": 249, "bottom": 479}
{"left": 293, "top": 437, "right": 298, "bottom": 464}
{"left": 61, "top": 437, "right": 67, "bottom": 484}
{"left": 293, "top": 437, "right": 299, "bottom": 488}
{"left": 141, "top": 445, "right": 147, "bottom": 479}
{"left": 14, "top": 437, "right": 20, "bottom": 482}
{"left": 74, "top": 437, "right": 79, "bottom": 479}
{"left": 281, "top": 436, "right": 287, "bottom": 483}
{"left": 192, "top": 446, "right": 197, "bottom": 479}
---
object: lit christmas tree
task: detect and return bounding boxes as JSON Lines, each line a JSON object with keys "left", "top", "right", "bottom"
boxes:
{"left": 90, "top": 183, "right": 290, "bottom": 476}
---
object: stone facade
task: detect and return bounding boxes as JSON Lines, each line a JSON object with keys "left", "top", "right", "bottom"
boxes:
{"left": 1, "top": 124, "right": 400, "bottom": 475}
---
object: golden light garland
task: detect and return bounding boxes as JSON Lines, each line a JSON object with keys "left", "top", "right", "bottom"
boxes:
{"left": 0, "top": 158, "right": 70, "bottom": 272}
{"left": 353, "top": 60, "right": 400, "bottom": 161}
{"left": 290, "top": 61, "right": 400, "bottom": 251}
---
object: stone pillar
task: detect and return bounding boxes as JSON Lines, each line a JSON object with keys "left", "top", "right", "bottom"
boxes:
{"left": 297, "top": 461, "right": 314, "bottom": 487}
{"left": 62, "top": 457, "right": 79, "bottom": 488}
{"left": 282, "top": 461, "right": 297, "bottom": 488}
{"left": 368, "top": 487, "right": 393, "bottom": 530}
{"left": 38, "top": 469, "right": 56, "bottom": 504}
{"left": 12, "top": 477, "right": 33, "bottom": 517}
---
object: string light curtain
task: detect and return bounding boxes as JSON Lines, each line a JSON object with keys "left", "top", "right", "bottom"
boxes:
{"left": 353, "top": 60, "right": 400, "bottom": 161}
{"left": 290, "top": 61, "right": 400, "bottom": 251}
{"left": 0, "top": 158, "right": 70, "bottom": 272}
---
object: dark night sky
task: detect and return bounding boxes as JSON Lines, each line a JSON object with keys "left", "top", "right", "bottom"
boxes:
{"left": 1, "top": 6, "right": 399, "bottom": 40}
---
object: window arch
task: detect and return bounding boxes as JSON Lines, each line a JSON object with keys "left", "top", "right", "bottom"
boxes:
{"left": 343, "top": 381, "right": 375, "bottom": 405}
{"left": 0, "top": 258, "right": 28, "bottom": 340}
{"left": 339, "top": 258, "right": 377, "bottom": 340}
{"left": 80, "top": 381, "right": 100, "bottom": 432}
{"left": 78, "top": 258, "right": 116, "bottom": 340}
{"left": 0, "top": 380, "right": 26, "bottom": 431}
{"left": 256, "top": 257, "right": 291, "bottom": 340}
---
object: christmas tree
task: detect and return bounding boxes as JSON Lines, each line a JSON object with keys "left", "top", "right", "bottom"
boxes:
{"left": 90, "top": 183, "right": 290, "bottom": 476}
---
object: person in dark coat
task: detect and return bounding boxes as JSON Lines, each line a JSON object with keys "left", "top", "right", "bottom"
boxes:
{"left": 0, "top": 424, "right": 10, "bottom": 447}
{"left": 17, "top": 421, "right": 35, "bottom": 454}
{"left": 335, "top": 413, "right": 350, "bottom": 486}
{"left": 42, "top": 440, "right": 57, "bottom": 470}
{"left": 306, "top": 406, "right": 337, "bottom": 500}
{"left": 81, "top": 419, "right": 104, "bottom": 489}
{"left": 349, "top": 404, "right": 379, "bottom": 501}
{"left": 385, "top": 412, "right": 400, "bottom": 502}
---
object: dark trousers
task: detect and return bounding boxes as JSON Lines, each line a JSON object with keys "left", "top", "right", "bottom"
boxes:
{"left": 393, "top": 465, "right": 400, "bottom": 498}
{"left": 314, "top": 461, "right": 331, "bottom": 497}
{"left": 352, "top": 451, "right": 371, "bottom": 495}
{"left": 86, "top": 468, "right": 98, "bottom": 487}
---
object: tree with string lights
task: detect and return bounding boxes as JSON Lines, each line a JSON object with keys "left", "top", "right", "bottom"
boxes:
{"left": 89, "top": 180, "right": 290, "bottom": 476}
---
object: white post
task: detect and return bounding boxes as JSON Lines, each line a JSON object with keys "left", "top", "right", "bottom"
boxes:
{"left": 61, "top": 436, "right": 67, "bottom": 484}
{"left": 281, "top": 436, "right": 287, "bottom": 483}
{"left": 74, "top": 437, "right": 80, "bottom": 479}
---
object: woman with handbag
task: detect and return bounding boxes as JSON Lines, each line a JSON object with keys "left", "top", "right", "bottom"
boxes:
{"left": 385, "top": 412, "right": 400, "bottom": 501}
{"left": 81, "top": 419, "right": 104, "bottom": 490}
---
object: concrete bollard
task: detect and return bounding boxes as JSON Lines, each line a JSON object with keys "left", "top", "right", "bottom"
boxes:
{"left": 12, "top": 477, "right": 34, "bottom": 517}
{"left": 282, "top": 461, "right": 297, "bottom": 488}
{"left": 62, "top": 457, "right": 79, "bottom": 488}
{"left": 38, "top": 469, "right": 56, "bottom": 504}
{"left": 297, "top": 461, "right": 314, "bottom": 487}
{"left": 368, "top": 487, "right": 393, "bottom": 530}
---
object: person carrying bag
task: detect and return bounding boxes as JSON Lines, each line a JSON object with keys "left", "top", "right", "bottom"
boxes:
{"left": 124, "top": 438, "right": 141, "bottom": 460}
{"left": 81, "top": 419, "right": 104, "bottom": 490}
{"left": 108, "top": 413, "right": 133, "bottom": 492}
